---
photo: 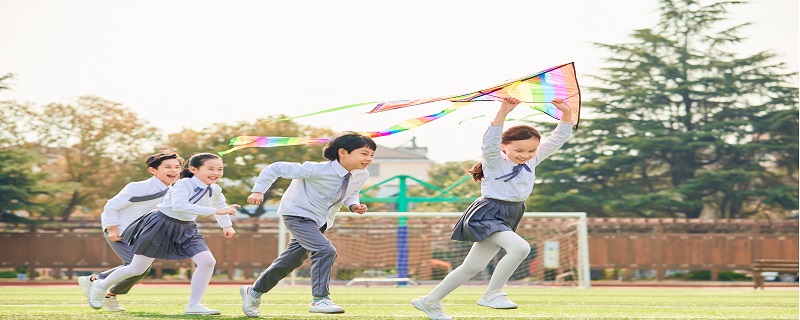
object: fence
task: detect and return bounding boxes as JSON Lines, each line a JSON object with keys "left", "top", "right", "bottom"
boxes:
{"left": 0, "top": 216, "right": 797, "bottom": 281}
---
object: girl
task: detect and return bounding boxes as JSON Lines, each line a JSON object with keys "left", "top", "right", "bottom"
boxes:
{"left": 78, "top": 150, "right": 182, "bottom": 311}
{"left": 412, "top": 97, "right": 574, "bottom": 320}
{"left": 87, "top": 153, "right": 239, "bottom": 315}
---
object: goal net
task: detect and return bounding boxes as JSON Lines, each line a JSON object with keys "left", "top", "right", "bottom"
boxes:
{"left": 278, "top": 212, "right": 590, "bottom": 288}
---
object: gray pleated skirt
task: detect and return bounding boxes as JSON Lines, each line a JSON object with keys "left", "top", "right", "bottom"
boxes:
{"left": 451, "top": 197, "right": 525, "bottom": 242}
{"left": 121, "top": 211, "right": 210, "bottom": 260}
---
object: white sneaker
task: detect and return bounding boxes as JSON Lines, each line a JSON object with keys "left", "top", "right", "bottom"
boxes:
{"left": 477, "top": 291, "right": 518, "bottom": 309}
{"left": 78, "top": 275, "right": 94, "bottom": 298}
{"left": 184, "top": 304, "right": 221, "bottom": 315}
{"left": 309, "top": 297, "right": 345, "bottom": 314}
{"left": 240, "top": 285, "right": 261, "bottom": 317}
{"left": 411, "top": 296, "right": 451, "bottom": 320}
{"left": 104, "top": 295, "right": 125, "bottom": 312}
{"left": 87, "top": 284, "right": 105, "bottom": 309}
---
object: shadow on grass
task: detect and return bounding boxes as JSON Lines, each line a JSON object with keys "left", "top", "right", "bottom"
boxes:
{"left": 127, "top": 312, "right": 306, "bottom": 320}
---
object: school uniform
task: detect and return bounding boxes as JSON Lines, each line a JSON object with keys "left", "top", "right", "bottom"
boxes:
{"left": 97, "top": 176, "right": 170, "bottom": 294}
{"left": 121, "top": 176, "right": 232, "bottom": 260}
{"left": 451, "top": 121, "right": 573, "bottom": 242}
{"left": 249, "top": 160, "right": 368, "bottom": 297}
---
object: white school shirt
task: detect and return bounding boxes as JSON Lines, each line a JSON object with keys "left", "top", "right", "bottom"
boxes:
{"left": 100, "top": 176, "right": 170, "bottom": 233}
{"left": 157, "top": 176, "right": 233, "bottom": 228}
{"left": 480, "top": 121, "right": 573, "bottom": 202}
{"left": 252, "top": 160, "right": 368, "bottom": 229}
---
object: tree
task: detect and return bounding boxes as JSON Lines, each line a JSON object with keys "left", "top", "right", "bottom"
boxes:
{"left": 33, "top": 96, "right": 161, "bottom": 221}
{"left": 0, "top": 149, "right": 48, "bottom": 222}
{"left": 530, "top": 0, "right": 798, "bottom": 219}
{"left": 160, "top": 116, "right": 335, "bottom": 218}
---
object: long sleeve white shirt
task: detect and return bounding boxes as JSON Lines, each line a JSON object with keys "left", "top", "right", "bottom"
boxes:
{"left": 157, "top": 176, "right": 232, "bottom": 228}
{"left": 252, "top": 160, "right": 368, "bottom": 229}
{"left": 100, "top": 176, "right": 169, "bottom": 232}
{"left": 480, "top": 121, "right": 573, "bottom": 202}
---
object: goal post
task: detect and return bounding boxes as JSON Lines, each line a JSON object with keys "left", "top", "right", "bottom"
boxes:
{"left": 277, "top": 212, "right": 590, "bottom": 288}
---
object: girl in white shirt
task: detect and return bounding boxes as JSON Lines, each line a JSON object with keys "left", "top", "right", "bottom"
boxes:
{"left": 87, "top": 153, "right": 239, "bottom": 315}
{"left": 413, "top": 97, "right": 574, "bottom": 320}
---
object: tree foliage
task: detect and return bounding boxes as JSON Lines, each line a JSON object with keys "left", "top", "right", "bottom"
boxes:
{"left": 32, "top": 96, "right": 161, "bottom": 221}
{"left": 530, "top": 0, "right": 798, "bottom": 218}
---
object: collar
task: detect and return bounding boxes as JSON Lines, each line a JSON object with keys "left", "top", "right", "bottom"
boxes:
{"left": 330, "top": 160, "right": 350, "bottom": 178}
{"left": 189, "top": 176, "right": 211, "bottom": 188}
{"left": 146, "top": 176, "right": 170, "bottom": 190}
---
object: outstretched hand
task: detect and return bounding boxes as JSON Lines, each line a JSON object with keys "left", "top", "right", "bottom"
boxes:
{"left": 499, "top": 96, "right": 521, "bottom": 113}
{"left": 492, "top": 97, "right": 521, "bottom": 126}
{"left": 551, "top": 98, "right": 573, "bottom": 123}
{"left": 215, "top": 204, "right": 241, "bottom": 215}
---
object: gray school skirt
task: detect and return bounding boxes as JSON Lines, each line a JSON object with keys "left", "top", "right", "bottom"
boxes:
{"left": 451, "top": 197, "right": 525, "bottom": 242}
{"left": 121, "top": 211, "right": 210, "bottom": 260}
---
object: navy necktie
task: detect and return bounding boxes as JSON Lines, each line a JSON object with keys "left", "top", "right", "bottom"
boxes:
{"left": 189, "top": 186, "right": 212, "bottom": 204}
{"left": 495, "top": 163, "right": 531, "bottom": 182}
{"left": 329, "top": 172, "right": 352, "bottom": 209}
{"left": 129, "top": 188, "right": 169, "bottom": 203}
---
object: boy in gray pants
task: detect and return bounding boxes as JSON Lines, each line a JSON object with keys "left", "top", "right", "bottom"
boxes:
{"left": 239, "top": 132, "right": 376, "bottom": 317}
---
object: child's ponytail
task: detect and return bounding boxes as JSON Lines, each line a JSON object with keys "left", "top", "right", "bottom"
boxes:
{"left": 468, "top": 162, "right": 484, "bottom": 181}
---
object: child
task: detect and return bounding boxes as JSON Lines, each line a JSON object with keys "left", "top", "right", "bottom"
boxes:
{"left": 78, "top": 150, "right": 183, "bottom": 311}
{"left": 239, "top": 132, "right": 376, "bottom": 317}
{"left": 87, "top": 153, "right": 239, "bottom": 315}
{"left": 412, "top": 97, "right": 573, "bottom": 320}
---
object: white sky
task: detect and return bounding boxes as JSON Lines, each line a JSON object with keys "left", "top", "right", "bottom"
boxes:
{"left": 1, "top": 0, "right": 797, "bottom": 163}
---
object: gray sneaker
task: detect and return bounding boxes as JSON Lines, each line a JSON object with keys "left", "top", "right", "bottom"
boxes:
{"left": 240, "top": 285, "right": 261, "bottom": 317}
{"left": 411, "top": 296, "right": 451, "bottom": 320}
{"left": 309, "top": 297, "right": 344, "bottom": 314}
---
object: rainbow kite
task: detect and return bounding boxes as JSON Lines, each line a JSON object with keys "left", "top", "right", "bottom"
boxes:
{"left": 219, "top": 62, "right": 580, "bottom": 155}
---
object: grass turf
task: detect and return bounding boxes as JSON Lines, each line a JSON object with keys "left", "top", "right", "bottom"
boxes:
{"left": 0, "top": 284, "right": 796, "bottom": 319}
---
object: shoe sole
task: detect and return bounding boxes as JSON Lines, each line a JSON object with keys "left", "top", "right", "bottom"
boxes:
{"left": 477, "top": 300, "right": 518, "bottom": 309}
{"left": 184, "top": 311, "right": 221, "bottom": 315}
{"left": 309, "top": 310, "right": 345, "bottom": 314}
{"left": 240, "top": 286, "right": 259, "bottom": 318}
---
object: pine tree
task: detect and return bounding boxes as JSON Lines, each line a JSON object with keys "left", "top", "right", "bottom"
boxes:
{"left": 529, "top": 0, "right": 798, "bottom": 219}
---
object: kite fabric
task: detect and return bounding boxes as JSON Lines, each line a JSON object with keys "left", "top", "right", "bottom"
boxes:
{"left": 219, "top": 62, "right": 580, "bottom": 155}
{"left": 367, "top": 62, "right": 581, "bottom": 127}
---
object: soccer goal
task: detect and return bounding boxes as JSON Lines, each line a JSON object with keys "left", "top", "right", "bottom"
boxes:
{"left": 277, "top": 212, "right": 590, "bottom": 288}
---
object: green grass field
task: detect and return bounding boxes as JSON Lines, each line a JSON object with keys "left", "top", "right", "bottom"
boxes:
{"left": 0, "top": 285, "right": 796, "bottom": 319}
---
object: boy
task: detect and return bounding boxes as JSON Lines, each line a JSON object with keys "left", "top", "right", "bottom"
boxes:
{"left": 239, "top": 132, "right": 376, "bottom": 317}
{"left": 78, "top": 151, "right": 182, "bottom": 311}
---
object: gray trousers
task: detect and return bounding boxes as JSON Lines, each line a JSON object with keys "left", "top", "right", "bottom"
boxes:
{"left": 97, "top": 230, "right": 150, "bottom": 295}
{"left": 252, "top": 215, "right": 337, "bottom": 297}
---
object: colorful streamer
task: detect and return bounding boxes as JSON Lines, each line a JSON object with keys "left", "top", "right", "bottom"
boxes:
{"left": 219, "top": 63, "right": 580, "bottom": 155}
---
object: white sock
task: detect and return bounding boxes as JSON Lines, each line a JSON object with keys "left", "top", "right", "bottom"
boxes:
{"left": 188, "top": 251, "right": 216, "bottom": 306}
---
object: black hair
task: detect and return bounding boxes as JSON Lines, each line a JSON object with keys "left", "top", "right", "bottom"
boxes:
{"left": 322, "top": 132, "right": 377, "bottom": 161}
{"left": 180, "top": 153, "right": 222, "bottom": 178}
{"left": 145, "top": 150, "right": 183, "bottom": 170}
{"left": 468, "top": 125, "right": 541, "bottom": 181}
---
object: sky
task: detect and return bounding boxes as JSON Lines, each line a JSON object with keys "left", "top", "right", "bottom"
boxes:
{"left": 1, "top": 0, "right": 797, "bottom": 163}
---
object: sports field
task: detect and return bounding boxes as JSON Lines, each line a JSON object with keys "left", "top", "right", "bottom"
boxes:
{"left": 0, "top": 285, "right": 796, "bottom": 319}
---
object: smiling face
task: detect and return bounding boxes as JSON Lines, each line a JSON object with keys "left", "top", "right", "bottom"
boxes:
{"left": 338, "top": 146, "right": 375, "bottom": 171}
{"left": 500, "top": 137, "right": 541, "bottom": 164}
{"left": 149, "top": 158, "right": 182, "bottom": 186}
{"left": 189, "top": 158, "right": 224, "bottom": 185}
